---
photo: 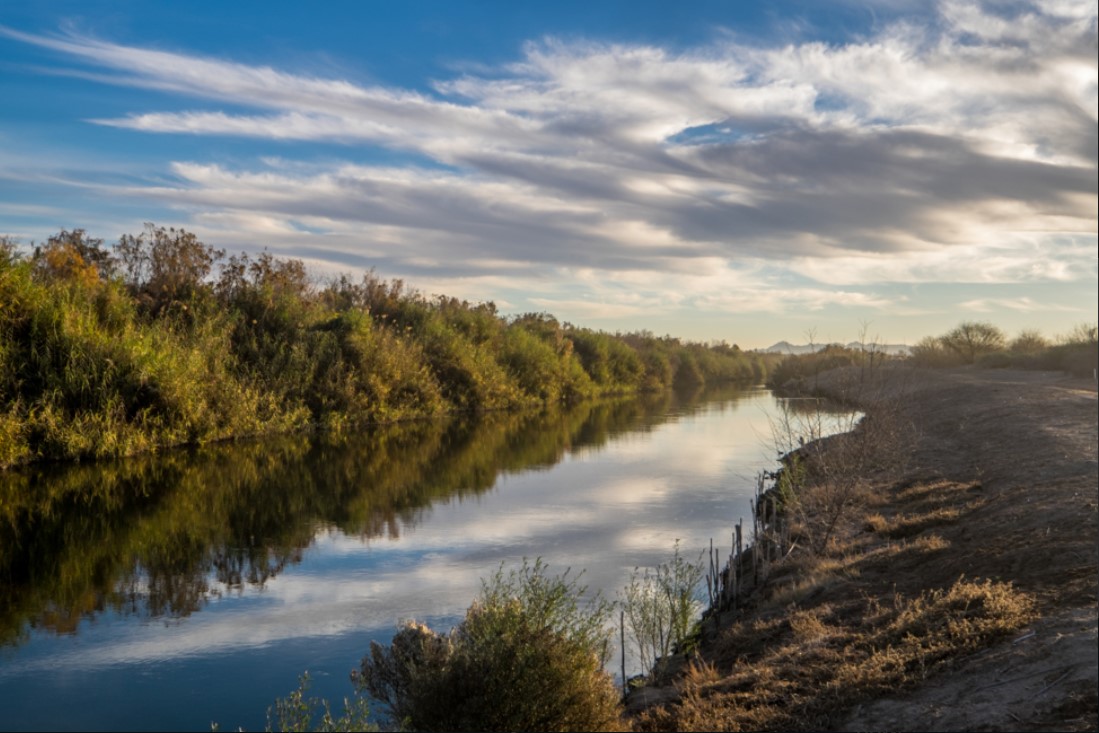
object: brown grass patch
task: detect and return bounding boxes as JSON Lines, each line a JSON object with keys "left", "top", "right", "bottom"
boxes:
{"left": 633, "top": 578, "right": 1036, "bottom": 732}
{"left": 857, "top": 480, "right": 986, "bottom": 539}
{"left": 863, "top": 506, "right": 963, "bottom": 538}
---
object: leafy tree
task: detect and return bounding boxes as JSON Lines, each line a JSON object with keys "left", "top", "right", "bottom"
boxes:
{"left": 32, "top": 229, "right": 113, "bottom": 286}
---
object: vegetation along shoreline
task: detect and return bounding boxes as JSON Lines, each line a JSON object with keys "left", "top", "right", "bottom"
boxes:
{"left": 0, "top": 226, "right": 775, "bottom": 470}
{"left": 2, "top": 224, "right": 1095, "bottom": 730}
{"left": 252, "top": 359, "right": 1096, "bottom": 732}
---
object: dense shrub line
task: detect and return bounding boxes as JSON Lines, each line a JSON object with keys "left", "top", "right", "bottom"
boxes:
{"left": 909, "top": 321, "right": 1097, "bottom": 377}
{"left": 0, "top": 227, "right": 771, "bottom": 468}
{"left": 765, "top": 344, "right": 888, "bottom": 391}
{"left": 766, "top": 321, "right": 1097, "bottom": 392}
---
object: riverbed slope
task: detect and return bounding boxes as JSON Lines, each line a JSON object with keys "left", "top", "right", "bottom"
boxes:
{"left": 633, "top": 366, "right": 1097, "bottom": 731}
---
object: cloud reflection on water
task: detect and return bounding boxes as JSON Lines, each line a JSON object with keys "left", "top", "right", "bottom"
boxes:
{"left": 0, "top": 386, "right": 855, "bottom": 730}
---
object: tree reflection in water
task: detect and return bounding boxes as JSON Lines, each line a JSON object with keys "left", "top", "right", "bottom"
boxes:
{"left": 0, "top": 385, "right": 737, "bottom": 646}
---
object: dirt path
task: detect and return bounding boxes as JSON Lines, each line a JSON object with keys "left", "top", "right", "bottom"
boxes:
{"left": 817, "top": 366, "right": 1098, "bottom": 731}
{"left": 629, "top": 366, "right": 1097, "bottom": 731}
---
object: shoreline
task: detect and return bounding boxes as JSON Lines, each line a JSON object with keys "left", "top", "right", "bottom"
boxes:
{"left": 629, "top": 365, "right": 1098, "bottom": 731}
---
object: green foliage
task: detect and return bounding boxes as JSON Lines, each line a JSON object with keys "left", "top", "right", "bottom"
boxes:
{"left": 1, "top": 225, "right": 770, "bottom": 469}
{"left": 359, "top": 559, "right": 621, "bottom": 732}
{"left": 264, "top": 673, "right": 375, "bottom": 733}
{"left": 569, "top": 328, "right": 644, "bottom": 391}
{"left": 418, "top": 315, "right": 519, "bottom": 410}
{"left": 620, "top": 540, "right": 704, "bottom": 680}
{"left": 766, "top": 345, "right": 870, "bottom": 391}
{"left": 500, "top": 323, "right": 595, "bottom": 404}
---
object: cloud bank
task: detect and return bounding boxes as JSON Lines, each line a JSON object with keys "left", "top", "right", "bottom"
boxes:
{"left": 2, "top": 1, "right": 1096, "bottom": 331}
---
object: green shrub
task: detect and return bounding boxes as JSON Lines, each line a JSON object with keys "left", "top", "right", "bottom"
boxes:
{"left": 766, "top": 345, "right": 868, "bottom": 390}
{"left": 359, "top": 559, "right": 622, "bottom": 732}
{"left": 261, "top": 673, "right": 376, "bottom": 733}
{"left": 500, "top": 323, "right": 596, "bottom": 404}
{"left": 418, "top": 315, "right": 521, "bottom": 410}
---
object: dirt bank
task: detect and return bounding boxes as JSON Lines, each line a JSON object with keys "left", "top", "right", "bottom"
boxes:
{"left": 632, "top": 366, "right": 1097, "bottom": 731}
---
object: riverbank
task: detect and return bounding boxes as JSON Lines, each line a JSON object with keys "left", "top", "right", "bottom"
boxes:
{"left": 629, "top": 365, "right": 1098, "bottom": 731}
{"left": 0, "top": 230, "right": 774, "bottom": 469}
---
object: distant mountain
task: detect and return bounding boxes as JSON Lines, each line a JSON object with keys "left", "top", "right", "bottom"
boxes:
{"left": 761, "top": 341, "right": 911, "bottom": 356}
{"left": 762, "top": 341, "right": 824, "bottom": 355}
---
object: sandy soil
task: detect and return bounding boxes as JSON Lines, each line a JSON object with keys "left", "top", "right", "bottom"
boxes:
{"left": 813, "top": 366, "right": 1098, "bottom": 732}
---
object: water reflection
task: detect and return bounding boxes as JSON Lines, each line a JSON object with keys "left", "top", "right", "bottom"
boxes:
{"left": 0, "top": 384, "right": 844, "bottom": 731}
{"left": 0, "top": 386, "right": 720, "bottom": 647}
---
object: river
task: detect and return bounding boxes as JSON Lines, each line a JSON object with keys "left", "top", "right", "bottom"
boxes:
{"left": 0, "top": 384, "right": 852, "bottom": 731}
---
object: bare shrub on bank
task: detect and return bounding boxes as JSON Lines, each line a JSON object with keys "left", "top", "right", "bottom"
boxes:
{"left": 769, "top": 375, "right": 915, "bottom": 556}
{"left": 620, "top": 540, "right": 705, "bottom": 681}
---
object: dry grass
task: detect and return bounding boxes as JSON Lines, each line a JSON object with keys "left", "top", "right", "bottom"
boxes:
{"left": 634, "top": 578, "right": 1036, "bottom": 732}
{"left": 631, "top": 466, "right": 1020, "bottom": 732}
{"left": 631, "top": 366, "right": 1097, "bottom": 731}
{"left": 863, "top": 506, "right": 963, "bottom": 538}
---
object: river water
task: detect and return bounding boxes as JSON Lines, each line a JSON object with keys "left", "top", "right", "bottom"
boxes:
{"left": 0, "top": 385, "right": 851, "bottom": 731}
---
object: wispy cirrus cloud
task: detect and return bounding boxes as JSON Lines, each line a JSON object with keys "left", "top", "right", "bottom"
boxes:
{"left": 958, "top": 296, "right": 1081, "bottom": 312}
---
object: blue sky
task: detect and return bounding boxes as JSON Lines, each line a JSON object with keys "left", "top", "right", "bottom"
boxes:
{"left": 1, "top": 1, "right": 1096, "bottom": 348}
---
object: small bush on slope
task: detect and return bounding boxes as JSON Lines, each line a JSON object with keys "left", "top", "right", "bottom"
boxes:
{"left": 359, "top": 559, "right": 622, "bottom": 732}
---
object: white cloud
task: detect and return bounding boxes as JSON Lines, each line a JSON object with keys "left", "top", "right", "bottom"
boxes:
{"left": 958, "top": 296, "right": 1080, "bottom": 312}
{"left": 1, "top": 1, "right": 1095, "bottom": 325}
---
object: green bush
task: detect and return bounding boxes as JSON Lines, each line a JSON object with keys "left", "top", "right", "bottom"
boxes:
{"left": 359, "top": 559, "right": 622, "bottom": 732}
{"left": 766, "top": 345, "right": 868, "bottom": 390}
{"left": 213, "top": 673, "right": 377, "bottom": 732}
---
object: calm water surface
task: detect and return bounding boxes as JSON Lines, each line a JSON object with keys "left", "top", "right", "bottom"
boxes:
{"left": 0, "top": 385, "right": 850, "bottom": 731}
